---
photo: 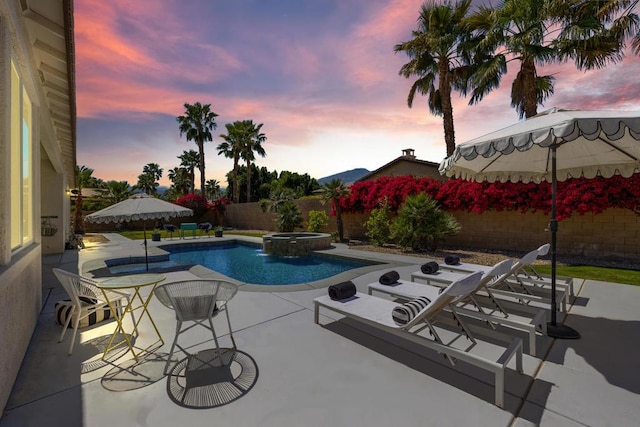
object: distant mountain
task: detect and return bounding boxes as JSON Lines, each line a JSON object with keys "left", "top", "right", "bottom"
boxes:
{"left": 317, "top": 168, "right": 370, "bottom": 185}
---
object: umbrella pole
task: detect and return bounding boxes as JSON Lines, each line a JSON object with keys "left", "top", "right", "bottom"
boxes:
{"left": 143, "top": 222, "right": 149, "bottom": 272}
{"left": 547, "top": 145, "right": 580, "bottom": 339}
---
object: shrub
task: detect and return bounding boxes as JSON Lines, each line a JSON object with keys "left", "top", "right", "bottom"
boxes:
{"left": 276, "top": 202, "right": 304, "bottom": 232}
{"left": 175, "top": 193, "right": 208, "bottom": 218}
{"left": 391, "top": 193, "right": 461, "bottom": 252}
{"left": 210, "top": 196, "right": 231, "bottom": 213}
{"left": 365, "top": 198, "right": 392, "bottom": 246}
{"left": 307, "top": 210, "right": 329, "bottom": 232}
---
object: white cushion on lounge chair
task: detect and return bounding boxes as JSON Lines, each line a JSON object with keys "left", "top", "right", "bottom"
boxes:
{"left": 392, "top": 296, "right": 432, "bottom": 325}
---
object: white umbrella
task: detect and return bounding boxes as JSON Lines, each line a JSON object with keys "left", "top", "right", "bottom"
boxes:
{"left": 85, "top": 193, "right": 193, "bottom": 271}
{"left": 439, "top": 108, "right": 640, "bottom": 339}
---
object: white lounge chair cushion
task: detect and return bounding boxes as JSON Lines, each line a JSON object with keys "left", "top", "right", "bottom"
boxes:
{"left": 392, "top": 296, "right": 431, "bottom": 326}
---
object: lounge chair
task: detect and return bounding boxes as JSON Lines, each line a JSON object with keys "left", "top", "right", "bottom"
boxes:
{"left": 411, "top": 246, "right": 569, "bottom": 313}
{"left": 314, "top": 271, "right": 524, "bottom": 408}
{"left": 514, "top": 244, "right": 575, "bottom": 299}
{"left": 369, "top": 259, "right": 547, "bottom": 355}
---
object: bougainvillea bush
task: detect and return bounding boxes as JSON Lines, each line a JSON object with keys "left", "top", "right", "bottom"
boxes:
{"left": 340, "top": 174, "right": 640, "bottom": 221}
{"left": 209, "top": 196, "right": 231, "bottom": 213}
{"left": 175, "top": 193, "right": 209, "bottom": 218}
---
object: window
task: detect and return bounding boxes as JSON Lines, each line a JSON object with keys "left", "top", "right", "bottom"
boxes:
{"left": 10, "top": 61, "right": 33, "bottom": 251}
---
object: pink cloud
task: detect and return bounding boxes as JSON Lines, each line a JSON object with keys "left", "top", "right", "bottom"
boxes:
{"left": 75, "top": 0, "right": 244, "bottom": 118}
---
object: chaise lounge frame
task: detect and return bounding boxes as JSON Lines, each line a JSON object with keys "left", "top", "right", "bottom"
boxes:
{"left": 369, "top": 259, "right": 547, "bottom": 355}
{"left": 313, "top": 272, "right": 523, "bottom": 408}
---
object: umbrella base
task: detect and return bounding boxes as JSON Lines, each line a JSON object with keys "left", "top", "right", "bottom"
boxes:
{"left": 547, "top": 322, "right": 580, "bottom": 339}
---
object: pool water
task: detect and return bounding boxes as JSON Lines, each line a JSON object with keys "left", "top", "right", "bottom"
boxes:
{"left": 109, "top": 242, "right": 377, "bottom": 285}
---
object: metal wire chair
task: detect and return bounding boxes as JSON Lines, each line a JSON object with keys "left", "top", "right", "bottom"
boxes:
{"left": 53, "top": 268, "right": 132, "bottom": 355}
{"left": 154, "top": 279, "right": 238, "bottom": 374}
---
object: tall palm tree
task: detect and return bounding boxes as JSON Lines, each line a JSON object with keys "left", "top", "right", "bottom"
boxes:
{"left": 217, "top": 121, "right": 247, "bottom": 204}
{"left": 178, "top": 149, "right": 200, "bottom": 193}
{"left": 176, "top": 102, "right": 219, "bottom": 194}
{"left": 556, "top": 0, "right": 639, "bottom": 70}
{"left": 239, "top": 121, "right": 267, "bottom": 203}
{"left": 467, "top": 0, "right": 639, "bottom": 119}
{"left": 319, "top": 179, "right": 350, "bottom": 242}
{"left": 73, "top": 165, "right": 96, "bottom": 234}
{"left": 395, "top": 0, "right": 474, "bottom": 157}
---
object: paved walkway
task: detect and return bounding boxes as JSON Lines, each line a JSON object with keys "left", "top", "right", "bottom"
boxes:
{"left": 1, "top": 235, "right": 639, "bottom": 426}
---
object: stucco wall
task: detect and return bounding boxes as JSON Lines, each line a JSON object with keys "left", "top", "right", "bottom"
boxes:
{"left": 222, "top": 201, "right": 639, "bottom": 261}
{"left": 0, "top": 246, "right": 42, "bottom": 413}
{"left": 446, "top": 208, "right": 639, "bottom": 260}
{"left": 0, "top": 5, "right": 69, "bottom": 413}
{"left": 341, "top": 208, "right": 640, "bottom": 262}
{"left": 88, "top": 199, "right": 640, "bottom": 262}
{"left": 223, "top": 199, "right": 334, "bottom": 232}
{"left": 41, "top": 158, "right": 66, "bottom": 255}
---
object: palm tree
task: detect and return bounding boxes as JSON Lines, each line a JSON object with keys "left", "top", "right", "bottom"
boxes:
{"left": 137, "top": 163, "right": 163, "bottom": 196}
{"left": 176, "top": 102, "right": 219, "bottom": 194}
{"left": 319, "top": 179, "right": 350, "bottom": 242}
{"left": 205, "top": 179, "right": 222, "bottom": 200}
{"left": 217, "top": 121, "right": 247, "bottom": 204}
{"left": 142, "top": 163, "right": 163, "bottom": 183}
{"left": 167, "top": 167, "right": 191, "bottom": 197}
{"left": 467, "top": 0, "right": 640, "bottom": 119}
{"left": 239, "top": 120, "right": 267, "bottom": 203}
{"left": 178, "top": 149, "right": 200, "bottom": 193}
{"left": 556, "top": 0, "right": 640, "bottom": 70}
{"left": 73, "top": 165, "right": 96, "bottom": 234}
{"left": 135, "top": 172, "right": 158, "bottom": 195}
{"left": 395, "top": 0, "right": 474, "bottom": 157}
{"left": 104, "top": 180, "right": 133, "bottom": 204}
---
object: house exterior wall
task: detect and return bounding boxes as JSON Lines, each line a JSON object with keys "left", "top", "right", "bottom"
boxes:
{"left": 41, "top": 158, "right": 67, "bottom": 254}
{"left": 0, "top": 4, "right": 73, "bottom": 413}
{"left": 360, "top": 159, "right": 443, "bottom": 182}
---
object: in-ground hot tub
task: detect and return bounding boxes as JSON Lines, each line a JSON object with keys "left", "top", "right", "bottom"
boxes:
{"left": 262, "top": 232, "right": 332, "bottom": 256}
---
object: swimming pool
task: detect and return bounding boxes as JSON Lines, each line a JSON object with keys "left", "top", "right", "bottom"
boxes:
{"left": 105, "top": 241, "right": 380, "bottom": 285}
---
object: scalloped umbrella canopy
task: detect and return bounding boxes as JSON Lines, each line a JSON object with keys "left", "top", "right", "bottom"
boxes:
{"left": 85, "top": 193, "right": 192, "bottom": 224}
{"left": 85, "top": 193, "right": 193, "bottom": 271}
{"left": 439, "top": 108, "right": 640, "bottom": 182}
{"left": 439, "top": 108, "right": 640, "bottom": 338}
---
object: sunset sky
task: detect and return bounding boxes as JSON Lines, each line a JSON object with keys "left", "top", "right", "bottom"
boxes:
{"left": 75, "top": 0, "right": 640, "bottom": 188}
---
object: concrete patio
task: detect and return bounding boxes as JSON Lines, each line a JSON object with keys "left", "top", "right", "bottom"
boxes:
{"left": 1, "top": 234, "right": 639, "bottom": 427}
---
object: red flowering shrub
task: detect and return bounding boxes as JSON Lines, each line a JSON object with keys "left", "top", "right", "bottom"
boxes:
{"left": 340, "top": 174, "right": 640, "bottom": 221}
{"left": 210, "top": 196, "right": 231, "bottom": 213}
{"left": 175, "top": 193, "right": 208, "bottom": 218}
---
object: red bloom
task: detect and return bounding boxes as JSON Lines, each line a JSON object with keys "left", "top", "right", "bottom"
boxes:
{"left": 340, "top": 174, "right": 640, "bottom": 220}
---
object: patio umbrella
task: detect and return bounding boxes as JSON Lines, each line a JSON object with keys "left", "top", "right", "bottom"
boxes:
{"left": 439, "top": 108, "right": 640, "bottom": 339}
{"left": 85, "top": 193, "right": 193, "bottom": 271}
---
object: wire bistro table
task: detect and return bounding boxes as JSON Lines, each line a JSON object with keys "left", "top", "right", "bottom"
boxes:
{"left": 98, "top": 274, "right": 166, "bottom": 361}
